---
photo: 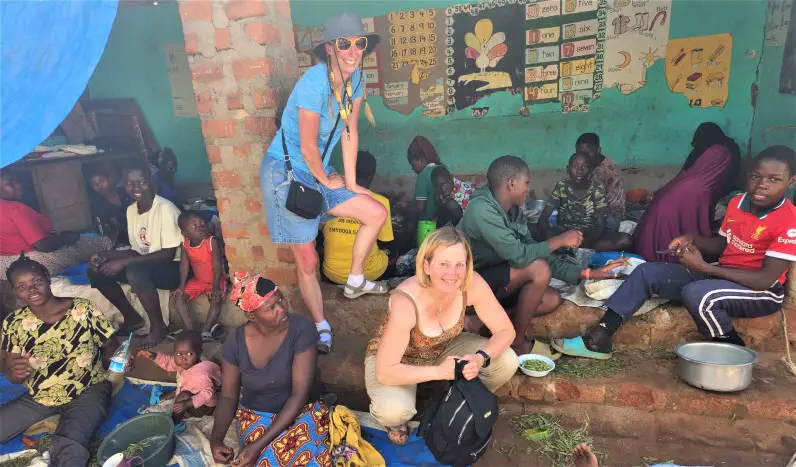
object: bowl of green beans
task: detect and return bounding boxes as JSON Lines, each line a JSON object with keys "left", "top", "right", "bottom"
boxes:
{"left": 518, "top": 354, "right": 555, "bottom": 377}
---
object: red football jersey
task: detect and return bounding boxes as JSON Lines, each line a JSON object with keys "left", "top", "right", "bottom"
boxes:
{"left": 719, "top": 194, "right": 796, "bottom": 284}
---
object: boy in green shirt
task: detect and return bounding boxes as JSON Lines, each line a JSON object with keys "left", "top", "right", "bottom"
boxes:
{"left": 459, "top": 156, "right": 617, "bottom": 355}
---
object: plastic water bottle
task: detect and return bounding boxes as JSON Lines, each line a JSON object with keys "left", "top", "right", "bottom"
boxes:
{"left": 548, "top": 209, "right": 558, "bottom": 227}
{"left": 107, "top": 333, "right": 133, "bottom": 389}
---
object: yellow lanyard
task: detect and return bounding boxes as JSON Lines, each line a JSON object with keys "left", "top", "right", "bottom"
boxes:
{"left": 329, "top": 68, "right": 353, "bottom": 137}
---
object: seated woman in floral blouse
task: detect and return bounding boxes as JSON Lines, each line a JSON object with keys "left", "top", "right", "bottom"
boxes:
{"left": 210, "top": 273, "right": 330, "bottom": 467}
{"left": 0, "top": 254, "right": 118, "bottom": 467}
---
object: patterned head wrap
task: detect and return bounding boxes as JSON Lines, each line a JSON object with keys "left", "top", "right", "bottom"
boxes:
{"left": 230, "top": 272, "right": 278, "bottom": 313}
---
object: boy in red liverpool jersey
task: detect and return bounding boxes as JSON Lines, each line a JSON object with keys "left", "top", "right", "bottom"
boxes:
{"left": 553, "top": 146, "right": 796, "bottom": 359}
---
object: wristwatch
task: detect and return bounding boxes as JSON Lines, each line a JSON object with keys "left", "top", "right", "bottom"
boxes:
{"left": 476, "top": 350, "right": 491, "bottom": 368}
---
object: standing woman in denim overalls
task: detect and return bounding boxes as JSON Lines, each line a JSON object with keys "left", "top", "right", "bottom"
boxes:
{"left": 260, "top": 13, "right": 388, "bottom": 353}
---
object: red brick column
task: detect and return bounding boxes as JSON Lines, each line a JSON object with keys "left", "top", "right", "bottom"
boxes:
{"left": 179, "top": 0, "right": 298, "bottom": 283}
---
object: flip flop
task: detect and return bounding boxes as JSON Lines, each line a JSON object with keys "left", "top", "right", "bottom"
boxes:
{"left": 317, "top": 329, "right": 332, "bottom": 355}
{"left": 343, "top": 280, "right": 389, "bottom": 299}
{"left": 530, "top": 340, "right": 562, "bottom": 361}
{"left": 551, "top": 337, "right": 612, "bottom": 360}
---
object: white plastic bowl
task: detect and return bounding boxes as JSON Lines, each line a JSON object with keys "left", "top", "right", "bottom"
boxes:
{"left": 518, "top": 354, "right": 555, "bottom": 377}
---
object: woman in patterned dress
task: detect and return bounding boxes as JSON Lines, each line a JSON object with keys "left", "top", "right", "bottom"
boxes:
{"left": 210, "top": 273, "right": 330, "bottom": 467}
{"left": 0, "top": 254, "right": 118, "bottom": 467}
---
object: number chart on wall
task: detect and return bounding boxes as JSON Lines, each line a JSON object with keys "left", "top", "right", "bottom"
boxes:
{"left": 374, "top": 8, "right": 447, "bottom": 117}
{"left": 523, "top": 0, "right": 608, "bottom": 113}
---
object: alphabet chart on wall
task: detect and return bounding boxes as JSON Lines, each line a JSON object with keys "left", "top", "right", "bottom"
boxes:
{"left": 523, "top": 0, "right": 607, "bottom": 112}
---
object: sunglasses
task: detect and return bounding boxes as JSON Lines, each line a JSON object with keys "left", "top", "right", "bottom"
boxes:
{"left": 335, "top": 36, "right": 368, "bottom": 52}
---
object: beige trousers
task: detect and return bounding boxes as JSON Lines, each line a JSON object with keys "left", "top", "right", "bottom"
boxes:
{"left": 365, "top": 332, "right": 518, "bottom": 428}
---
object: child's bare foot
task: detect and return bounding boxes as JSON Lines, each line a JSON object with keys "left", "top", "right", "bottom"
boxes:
{"left": 572, "top": 443, "right": 598, "bottom": 467}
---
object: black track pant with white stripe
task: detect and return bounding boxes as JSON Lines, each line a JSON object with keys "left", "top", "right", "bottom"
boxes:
{"left": 605, "top": 262, "right": 784, "bottom": 338}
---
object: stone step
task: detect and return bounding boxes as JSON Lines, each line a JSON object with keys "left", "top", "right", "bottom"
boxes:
{"left": 319, "top": 332, "right": 796, "bottom": 430}
{"left": 316, "top": 283, "right": 796, "bottom": 352}
{"left": 173, "top": 278, "right": 796, "bottom": 353}
{"left": 499, "top": 349, "right": 796, "bottom": 426}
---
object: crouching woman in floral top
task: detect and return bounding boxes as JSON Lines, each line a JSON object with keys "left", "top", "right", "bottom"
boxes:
{"left": 0, "top": 254, "right": 118, "bottom": 467}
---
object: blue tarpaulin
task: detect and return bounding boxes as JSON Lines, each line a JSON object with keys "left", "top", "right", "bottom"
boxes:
{"left": 362, "top": 427, "right": 448, "bottom": 466}
{"left": 0, "top": 0, "right": 118, "bottom": 167}
{"left": 0, "top": 374, "right": 168, "bottom": 456}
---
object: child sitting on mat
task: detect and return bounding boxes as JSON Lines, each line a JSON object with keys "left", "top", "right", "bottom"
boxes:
{"left": 539, "top": 152, "right": 632, "bottom": 252}
{"left": 137, "top": 330, "right": 221, "bottom": 422}
{"left": 172, "top": 211, "right": 226, "bottom": 341}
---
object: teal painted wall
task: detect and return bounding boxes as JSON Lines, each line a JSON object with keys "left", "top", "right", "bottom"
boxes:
{"left": 88, "top": 3, "right": 211, "bottom": 184}
{"left": 750, "top": 22, "right": 796, "bottom": 155}
{"left": 291, "top": 0, "right": 774, "bottom": 175}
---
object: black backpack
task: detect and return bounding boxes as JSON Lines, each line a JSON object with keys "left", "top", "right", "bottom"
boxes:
{"left": 418, "top": 359, "right": 499, "bottom": 466}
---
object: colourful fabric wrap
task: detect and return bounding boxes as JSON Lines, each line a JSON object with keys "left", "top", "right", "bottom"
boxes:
{"left": 236, "top": 401, "right": 331, "bottom": 466}
{"left": 230, "top": 272, "right": 277, "bottom": 313}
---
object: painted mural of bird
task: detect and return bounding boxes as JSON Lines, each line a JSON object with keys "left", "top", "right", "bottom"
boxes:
{"left": 464, "top": 19, "right": 508, "bottom": 73}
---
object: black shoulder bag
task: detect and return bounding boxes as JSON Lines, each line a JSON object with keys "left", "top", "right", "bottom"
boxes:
{"left": 282, "top": 114, "right": 340, "bottom": 219}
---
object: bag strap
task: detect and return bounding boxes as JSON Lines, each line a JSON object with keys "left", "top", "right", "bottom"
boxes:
{"left": 454, "top": 358, "right": 467, "bottom": 382}
{"left": 391, "top": 289, "right": 421, "bottom": 323}
{"left": 282, "top": 113, "right": 341, "bottom": 182}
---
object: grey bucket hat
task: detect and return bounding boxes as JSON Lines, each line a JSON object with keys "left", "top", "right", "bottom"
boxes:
{"left": 312, "top": 12, "right": 380, "bottom": 61}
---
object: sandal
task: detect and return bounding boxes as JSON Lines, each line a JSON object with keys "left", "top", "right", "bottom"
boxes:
{"left": 530, "top": 340, "right": 562, "bottom": 362}
{"left": 551, "top": 337, "right": 612, "bottom": 360}
{"left": 387, "top": 424, "right": 409, "bottom": 446}
{"left": 166, "top": 329, "right": 184, "bottom": 341}
{"left": 200, "top": 331, "right": 214, "bottom": 342}
{"left": 317, "top": 329, "right": 332, "bottom": 355}
{"left": 343, "top": 280, "right": 389, "bottom": 299}
{"left": 208, "top": 323, "right": 224, "bottom": 339}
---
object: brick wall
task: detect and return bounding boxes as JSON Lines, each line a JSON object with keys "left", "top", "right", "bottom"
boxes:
{"left": 179, "top": 0, "right": 297, "bottom": 284}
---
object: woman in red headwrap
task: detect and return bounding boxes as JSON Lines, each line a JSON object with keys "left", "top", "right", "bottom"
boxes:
{"left": 209, "top": 273, "right": 330, "bottom": 467}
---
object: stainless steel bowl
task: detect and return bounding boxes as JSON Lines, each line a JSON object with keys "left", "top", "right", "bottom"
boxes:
{"left": 674, "top": 342, "right": 758, "bottom": 392}
{"left": 523, "top": 200, "right": 547, "bottom": 223}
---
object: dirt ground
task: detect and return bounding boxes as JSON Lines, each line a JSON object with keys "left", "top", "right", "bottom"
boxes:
{"left": 127, "top": 340, "right": 794, "bottom": 467}
{"left": 480, "top": 410, "right": 793, "bottom": 467}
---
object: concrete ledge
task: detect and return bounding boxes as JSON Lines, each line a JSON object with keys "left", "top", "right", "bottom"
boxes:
{"left": 293, "top": 283, "right": 796, "bottom": 352}
{"left": 320, "top": 332, "right": 796, "bottom": 428}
